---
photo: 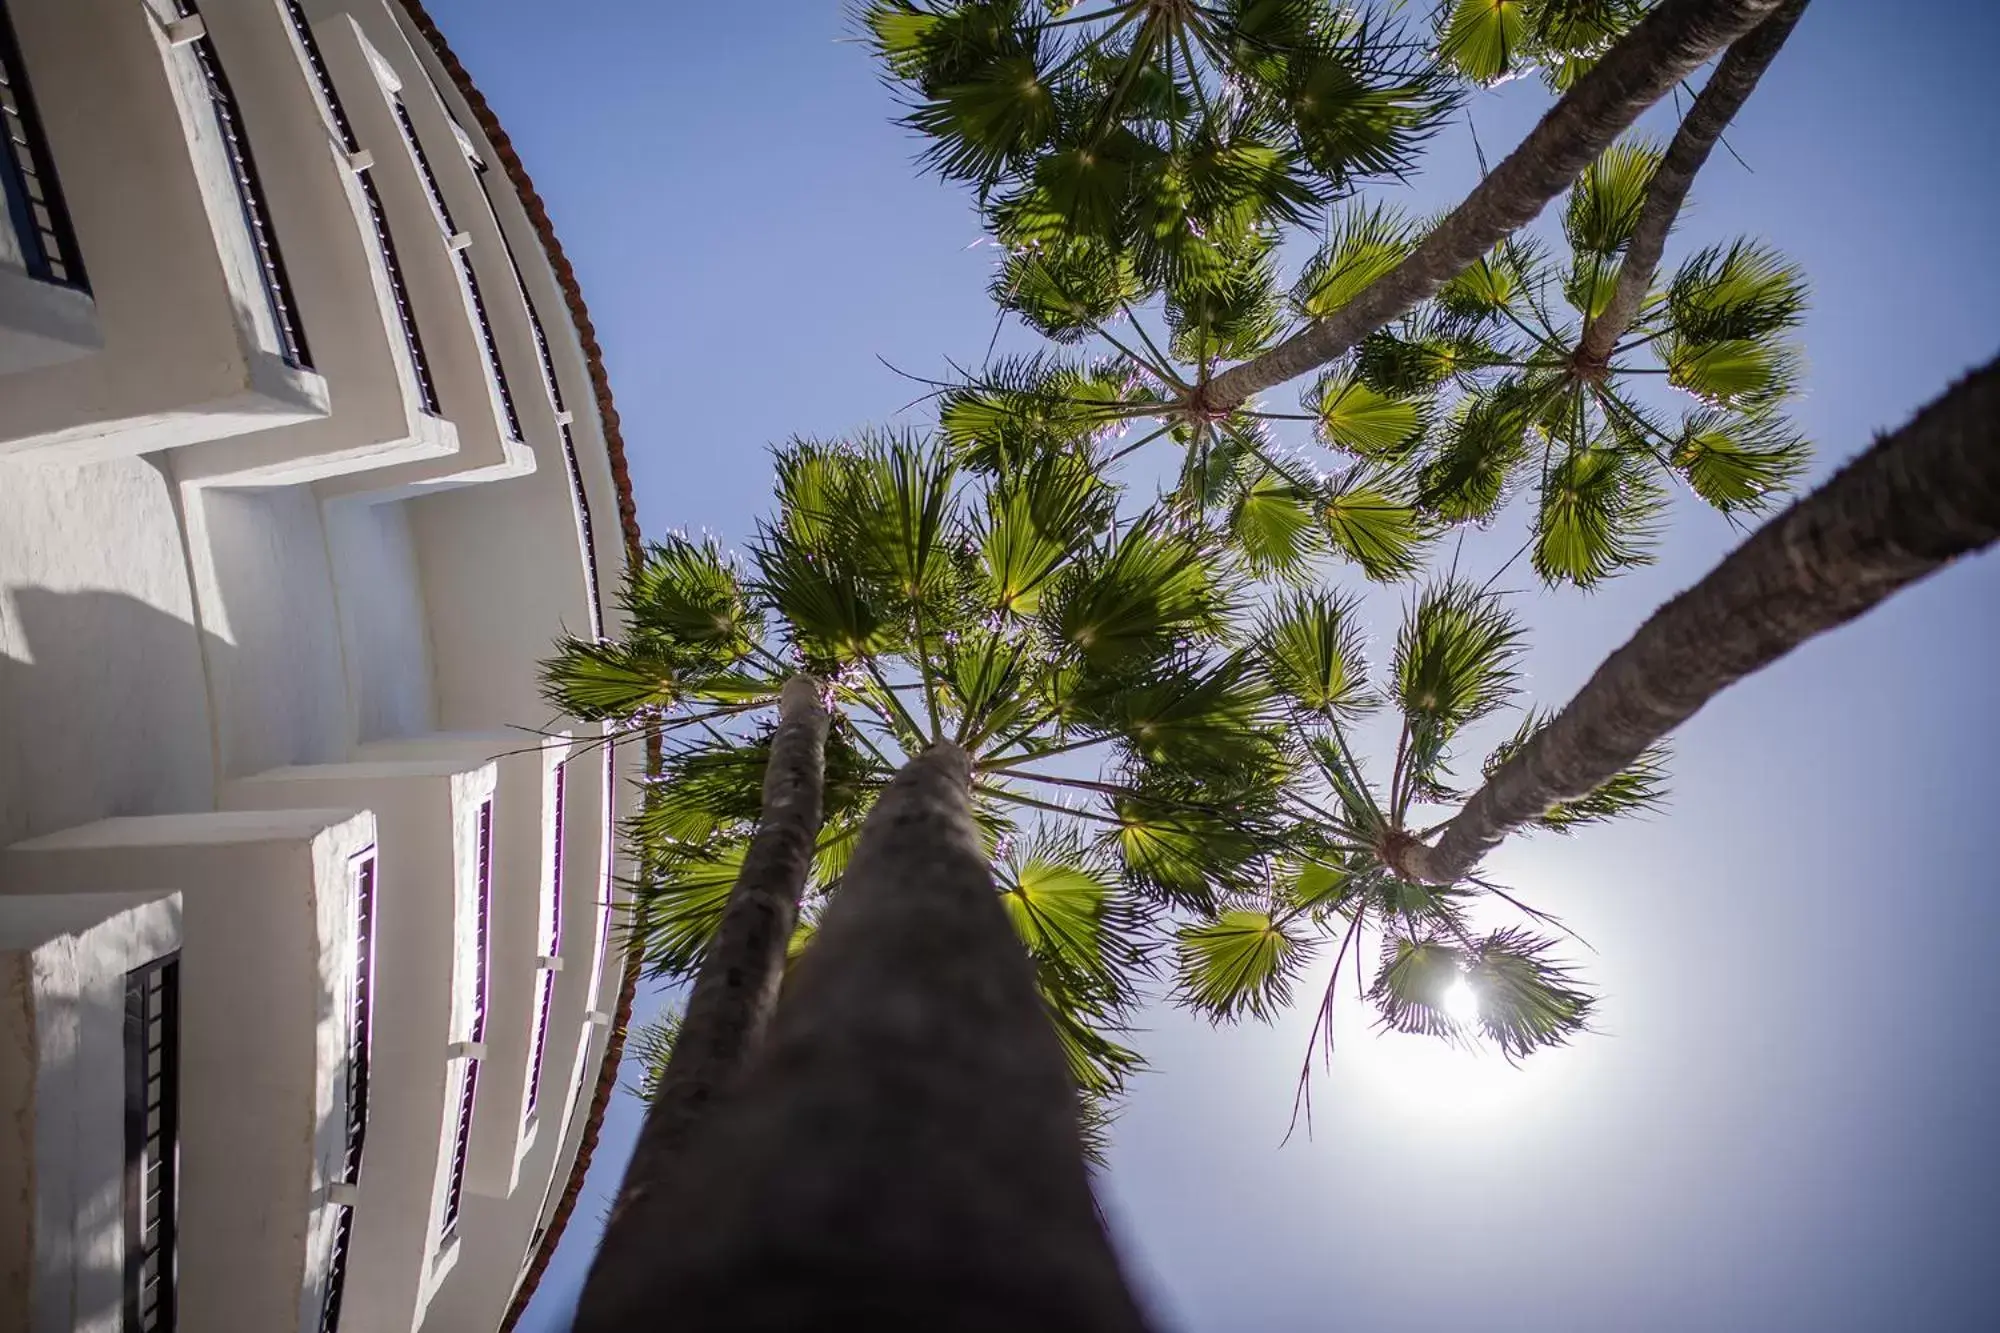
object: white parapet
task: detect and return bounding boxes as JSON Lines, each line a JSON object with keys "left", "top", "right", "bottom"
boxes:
{"left": 220, "top": 757, "right": 496, "bottom": 1333}
{"left": 0, "top": 807, "right": 376, "bottom": 1333}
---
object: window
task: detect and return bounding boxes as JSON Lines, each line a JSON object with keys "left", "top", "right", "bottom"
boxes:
{"left": 391, "top": 97, "right": 520, "bottom": 442}
{"left": 440, "top": 798, "right": 493, "bottom": 1241}
{"left": 318, "top": 852, "right": 377, "bottom": 1333}
{"left": 170, "top": 0, "right": 310, "bottom": 368}
{"left": 0, "top": 0, "right": 85, "bottom": 288}
{"left": 279, "top": 1, "right": 437, "bottom": 414}
{"left": 524, "top": 763, "right": 566, "bottom": 1119}
{"left": 124, "top": 954, "right": 180, "bottom": 1333}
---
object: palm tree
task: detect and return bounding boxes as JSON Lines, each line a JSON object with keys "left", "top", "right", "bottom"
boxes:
{"left": 572, "top": 743, "right": 1153, "bottom": 1332}
{"left": 1315, "top": 140, "right": 1810, "bottom": 587}
{"left": 1170, "top": 573, "right": 1668, "bottom": 1122}
{"left": 542, "top": 431, "right": 1291, "bottom": 1117}
{"left": 590, "top": 674, "right": 828, "bottom": 1249}
{"left": 868, "top": 0, "right": 1791, "bottom": 421}
{"left": 1401, "top": 353, "right": 2000, "bottom": 886}
{"left": 1570, "top": 0, "right": 1810, "bottom": 370}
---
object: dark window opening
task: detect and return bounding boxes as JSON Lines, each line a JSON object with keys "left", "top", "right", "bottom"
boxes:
{"left": 172, "top": 0, "right": 310, "bottom": 369}
{"left": 392, "top": 97, "right": 520, "bottom": 442}
{"left": 0, "top": 0, "right": 85, "bottom": 288}
{"left": 525, "top": 763, "right": 568, "bottom": 1119}
{"left": 440, "top": 798, "right": 494, "bottom": 1241}
{"left": 124, "top": 954, "right": 180, "bottom": 1333}
{"left": 317, "top": 853, "right": 377, "bottom": 1333}
{"left": 279, "top": 2, "right": 436, "bottom": 415}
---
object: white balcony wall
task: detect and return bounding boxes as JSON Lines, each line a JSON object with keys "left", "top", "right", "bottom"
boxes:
{"left": 0, "top": 808, "right": 378, "bottom": 1333}
{"left": 391, "top": 1, "right": 629, "bottom": 639}
{"left": 0, "top": 0, "right": 327, "bottom": 461}
{"left": 223, "top": 761, "right": 492, "bottom": 1333}
{"left": 0, "top": 891, "right": 180, "bottom": 1333}
{"left": 311, "top": 4, "right": 531, "bottom": 498}
{"left": 169, "top": 0, "right": 462, "bottom": 487}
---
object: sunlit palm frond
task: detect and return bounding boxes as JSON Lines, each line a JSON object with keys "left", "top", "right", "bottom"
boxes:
{"left": 1665, "top": 238, "right": 1808, "bottom": 347}
{"left": 1394, "top": 579, "right": 1525, "bottom": 736}
{"left": 1562, "top": 137, "right": 1661, "bottom": 258}
{"left": 940, "top": 353, "right": 1138, "bottom": 471}
{"left": 1318, "top": 468, "right": 1429, "bottom": 581}
{"left": 1228, "top": 470, "right": 1327, "bottom": 579}
{"left": 1072, "top": 651, "right": 1281, "bottom": 773}
{"left": 1671, "top": 409, "right": 1810, "bottom": 514}
{"left": 539, "top": 634, "right": 694, "bottom": 723}
{"left": 1463, "top": 926, "right": 1596, "bottom": 1057}
{"left": 990, "top": 238, "right": 1143, "bottom": 343}
{"left": 1368, "top": 930, "right": 1465, "bottom": 1041}
{"left": 1292, "top": 201, "right": 1421, "bottom": 319}
{"left": 1415, "top": 384, "right": 1535, "bottom": 523}
{"left": 632, "top": 840, "right": 747, "bottom": 978}
{"left": 1175, "top": 907, "right": 1316, "bottom": 1023}
{"left": 1000, "top": 827, "right": 1152, "bottom": 1006}
{"left": 1256, "top": 589, "right": 1374, "bottom": 721}
{"left": 623, "top": 534, "right": 762, "bottom": 658}
{"left": 1310, "top": 368, "right": 1426, "bottom": 459}
{"left": 1041, "top": 512, "right": 1236, "bottom": 671}
{"left": 1531, "top": 442, "right": 1665, "bottom": 587}
{"left": 1163, "top": 230, "right": 1285, "bottom": 363}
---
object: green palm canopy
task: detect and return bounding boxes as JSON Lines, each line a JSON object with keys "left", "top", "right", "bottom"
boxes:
{"left": 544, "top": 432, "right": 1289, "bottom": 1113}
{"left": 545, "top": 431, "right": 1677, "bottom": 1130}
{"left": 868, "top": 3, "right": 1806, "bottom": 589}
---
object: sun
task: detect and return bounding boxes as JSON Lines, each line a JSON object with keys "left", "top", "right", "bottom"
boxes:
{"left": 1441, "top": 976, "right": 1480, "bottom": 1024}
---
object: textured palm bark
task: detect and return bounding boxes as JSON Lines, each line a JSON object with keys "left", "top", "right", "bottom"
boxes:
{"left": 574, "top": 742, "right": 1153, "bottom": 1333}
{"left": 1572, "top": 0, "right": 1810, "bottom": 367}
{"left": 1404, "top": 356, "right": 2000, "bottom": 885}
{"left": 581, "top": 675, "right": 828, "bottom": 1283}
{"left": 1199, "top": 0, "right": 1783, "bottom": 412}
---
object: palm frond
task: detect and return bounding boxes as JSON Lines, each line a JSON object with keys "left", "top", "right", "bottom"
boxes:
{"left": 1393, "top": 579, "right": 1525, "bottom": 736}
{"left": 1671, "top": 409, "right": 1810, "bottom": 514}
{"left": 1175, "top": 908, "right": 1315, "bottom": 1023}
{"left": 1531, "top": 442, "right": 1665, "bottom": 587}
{"left": 1256, "top": 589, "right": 1373, "bottom": 720}
{"left": 1562, "top": 137, "right": 1660, "bottom": 258}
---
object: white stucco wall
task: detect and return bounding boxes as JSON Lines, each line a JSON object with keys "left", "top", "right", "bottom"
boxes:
{"left": 0, "top": 0, "right": 329, "bottom": 462}
{"left": 0, "top": 892, "right": 181, "bottom": 1333}
{"left": 0, "top": 3, "right": 633, "bottom": 1327}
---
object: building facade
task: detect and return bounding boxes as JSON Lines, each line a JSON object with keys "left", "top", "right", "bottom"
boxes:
{"left": 0, "top": 2, "right": 642, "bottom": 1329}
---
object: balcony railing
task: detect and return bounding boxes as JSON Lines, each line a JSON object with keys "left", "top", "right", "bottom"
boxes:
{"left": 440, "top": 798, "right": 494, "bottom": 1241}
{"left": 172, "top": 0, "right": 310, "bottom": 369}
{"left": 524, "top": 762, "right": 567, "bottom": 1119}
{"left": 317, "top": 851, "right": 377, "bottom": 1333}
{"left": 124, "top": 954, "right": 181, "bottom": 1333}
{"left": 0, "top": 0, "right": 85, "bottom": 288}
{"left": 279, "top": 0, "right": 437, "bottom": 414}
{"left": 392, "top": 97, "right": 520, "bottom": 442}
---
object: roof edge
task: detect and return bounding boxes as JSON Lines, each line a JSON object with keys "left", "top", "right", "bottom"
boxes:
{"left": 391, "top": 5, "right": 649, "bottom": 1328}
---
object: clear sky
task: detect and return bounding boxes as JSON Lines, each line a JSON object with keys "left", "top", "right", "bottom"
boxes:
{"left": 421, "top": 2, "right": 2000, "bottom": 1328}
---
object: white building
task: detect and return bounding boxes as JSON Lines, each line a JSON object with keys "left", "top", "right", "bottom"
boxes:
{"left": 0, "top": 2, "right": 646, "bottom": 1329}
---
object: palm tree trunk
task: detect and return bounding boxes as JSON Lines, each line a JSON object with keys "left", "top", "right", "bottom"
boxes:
{"left": 581, "top": 675, "right": 828, "bottom": 1283}
{"left": 1403, "top": 356, "right": 2000, "bottom": 886}
{"left": 1198, "top": 0, "right": 1785, "bottom": 413}
{"left": 1572, "top": 0, "right": 1810, "bottom": 368}
{"left": 573, "top": 742, "right": 1153, "bottom": 1333}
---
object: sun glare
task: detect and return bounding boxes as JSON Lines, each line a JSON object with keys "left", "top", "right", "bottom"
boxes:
{"left": 1442, "top": 977, "right": 1480, "bottom": 1024}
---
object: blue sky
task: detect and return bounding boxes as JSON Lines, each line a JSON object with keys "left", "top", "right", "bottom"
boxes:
{"left": 422, "top": 2, "right": 2000, "bottom": 1328}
